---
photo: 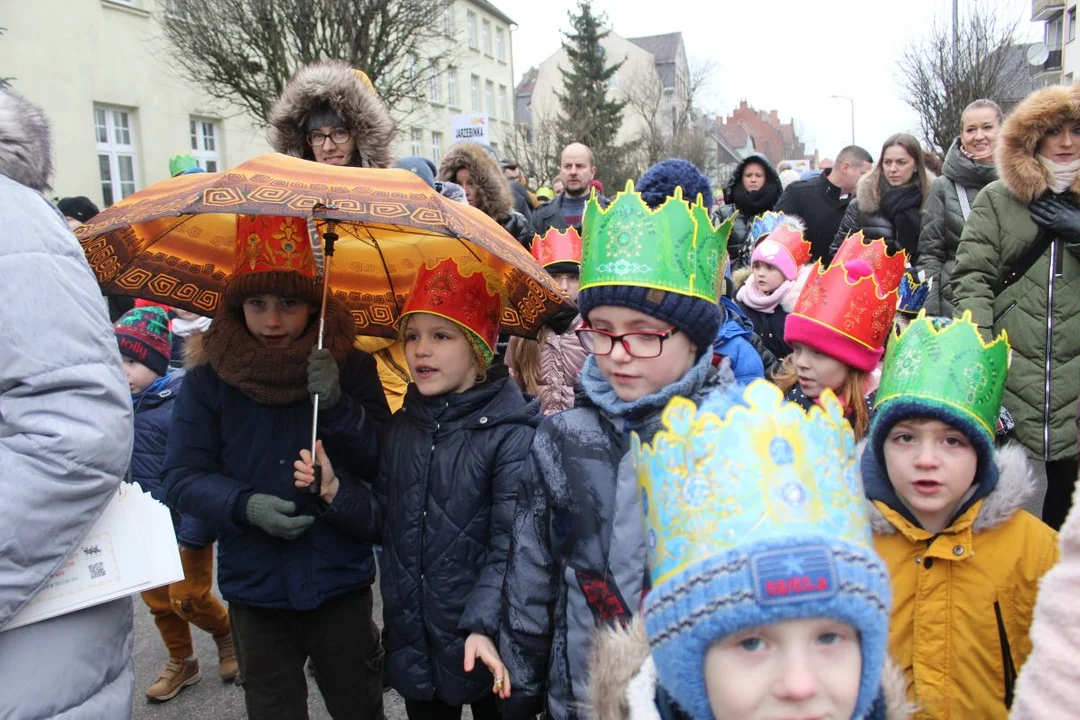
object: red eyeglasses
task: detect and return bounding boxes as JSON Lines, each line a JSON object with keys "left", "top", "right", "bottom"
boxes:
{"left": 575, "top": 325, "right": 680, "bottom": 358}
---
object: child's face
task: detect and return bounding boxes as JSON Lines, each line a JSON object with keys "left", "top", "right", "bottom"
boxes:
{"left": 752, "top": 261, "right": 786, "bottom": 295}
{"left": 242, "top": 295, "right": 312, "bottom": 348}
{"left": 704, "top": 617, "right": 862, "bottom": 720}
{"left": 122, "top": 356, "right": 161, "bottom": 395}
{"left": 587, "top": 305, "right": 697, "bottom": 402}
{"left": 792, "top": 343, "right": 849, "bottom": 399}
{"left": 882, "top": 418, "right": 978, "bottom": 533}
{"left": 404, "top": 312, "right": 479, "bottom": 396}
{"left": 552, "top": 272, "right": 581, "bottom": 303}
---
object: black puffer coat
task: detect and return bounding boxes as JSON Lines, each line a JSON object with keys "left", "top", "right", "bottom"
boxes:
{"left": 715, "top": 154, "right": 783, "bottom": 269}
{"left": 379, "top": 377, "right": 540, "bottom": 705}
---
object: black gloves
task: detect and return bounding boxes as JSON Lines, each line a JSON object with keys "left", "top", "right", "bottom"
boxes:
{"left": 244, "top": 494, "right": 314, "bottom": 540}
{"left": 1030, "top": 195, "right": 1080, "bottom": 243}
{"left": 308, "top": 348, "right": 342, "bottom": 408}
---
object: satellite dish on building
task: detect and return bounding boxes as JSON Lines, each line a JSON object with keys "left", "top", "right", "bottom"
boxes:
{"left": 1027, "top": 43, "right": 1051, "bottom": 66}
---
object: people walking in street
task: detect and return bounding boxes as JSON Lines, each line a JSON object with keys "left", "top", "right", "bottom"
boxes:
{"left": 916, "top": 100, "right": 1002, "bottom": 316}
{"left": 162, "top": 214, "right": 392, "bottom": 719}
{"left": 0, "top": 87, "right": 136, "bottom": 720}
{"left": 715, "top": 153, "right": 783, "bottom": 270}
{"left": 589, "top": 381, "right": 905, "bottom": 720}
{"left": 862, "top": 313, "right": 1058, "bottom": 718}
{"left": 776, "top": 145, "right": 873, "bottom": 261}
{"left": 830, "top": 134, "right": 930, "bottom": 264}
{"left": 438, "top": 142, "right": 534, "bottom": 248}
{"left": 531, "top": 142, "right": 609, "bottom": 234}
{"left": 371, "top": 258, "right": 540, "bottom": 720}
{"left": 952, "top": 83, "right": 1080, "bottom": 531}
{"left": 115, "top": 306, "right": 238, "bottom": 701}
{"left": 499, "top": 185, "right": 737, "bottom": 720}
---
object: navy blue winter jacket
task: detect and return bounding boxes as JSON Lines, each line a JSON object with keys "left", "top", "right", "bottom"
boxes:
{"left": 162, "top": 348, "right": 391, "bottom": 609}
{"left": 129, "top": 371, "right": 216, "bottom": 548}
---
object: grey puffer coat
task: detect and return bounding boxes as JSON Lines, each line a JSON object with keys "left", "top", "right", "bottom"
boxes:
{"left": 916, "top": 137, "right": 998, "bottom": 315}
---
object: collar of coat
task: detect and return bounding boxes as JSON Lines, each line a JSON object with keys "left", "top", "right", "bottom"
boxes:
{"left": 865, "top": 442, "right": 1035, "bottom": 537}
{"left": 997, "top": 84, "right": 1080, "bottom": 203}
{"left": 587, "top": 615, "right": 916, "bottom": 720}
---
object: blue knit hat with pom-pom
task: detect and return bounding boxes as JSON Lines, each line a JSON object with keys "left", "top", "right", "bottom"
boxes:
{"left": 634, "top": 158, "right": 714, "bottom": 209}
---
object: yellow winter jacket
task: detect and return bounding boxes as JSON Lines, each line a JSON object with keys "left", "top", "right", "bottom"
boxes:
{"left": 866, "top": 445, "right": 1058, "bottom": 719}
{"left": 354, "top": 335, "right": 410, "bottom": 413}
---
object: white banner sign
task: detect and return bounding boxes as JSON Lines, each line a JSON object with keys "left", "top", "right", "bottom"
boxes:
{"left": 451, "top": 113, "right": 490, "bottom": 146}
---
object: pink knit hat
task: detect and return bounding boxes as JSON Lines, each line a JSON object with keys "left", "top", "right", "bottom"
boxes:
{"left": 750, "top": 226, "right": 811, "bottom": 281}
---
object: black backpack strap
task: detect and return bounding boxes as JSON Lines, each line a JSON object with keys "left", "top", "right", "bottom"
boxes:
{"left": 991, "top": 228, "right": 1054, "bottom": 296}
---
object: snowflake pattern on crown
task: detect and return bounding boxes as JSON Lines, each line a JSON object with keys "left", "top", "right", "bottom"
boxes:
{"left": 749, "top": 211, "right": 804, "bottom": 246}
{"left": 633, "top": 381, "right": 871, "bottom": 588}
{"left": 580, "top": 182, "right": 731, "bottom": 302}
{"left": 874, "top": 311, "right": 1011, "bottom": 440}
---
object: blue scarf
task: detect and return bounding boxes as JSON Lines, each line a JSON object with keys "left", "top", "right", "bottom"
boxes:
{"left": 579, "top": 350, "right": 714, "bottom": 424}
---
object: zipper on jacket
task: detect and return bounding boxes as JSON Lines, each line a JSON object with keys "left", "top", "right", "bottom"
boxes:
{"left": 994, "top": 600, "right": 1017, "bottom": 709}
{"left": 1043, "top": 240, "right": 1060, "bottom": 461}
{"left": 992, "top": 300, "right": 1018, "bottom": 325}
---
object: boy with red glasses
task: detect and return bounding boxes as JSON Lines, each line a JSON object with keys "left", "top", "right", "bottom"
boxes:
{"left": 500, "top": 179, "right": 738, "bottom": 720}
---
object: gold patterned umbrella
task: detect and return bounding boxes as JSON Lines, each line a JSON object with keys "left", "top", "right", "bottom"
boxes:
{"left": 76, "top": 153, "right": 573, "bottom": 339}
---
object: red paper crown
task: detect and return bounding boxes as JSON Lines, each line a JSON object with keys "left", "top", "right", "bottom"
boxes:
{"left": 830, "top": 232, "right": 906, "bottom": 293}
{"left": 531, "top": 226, "right": 583, "bottom": 268}
{"left": 763, "top": 225, "right": 811, "bottom": 267}
{"left": 234, "top": 215, "right": 316, "bottom": 279}
{"left": 399, "top": 257, "right": 502, "bottom": 355}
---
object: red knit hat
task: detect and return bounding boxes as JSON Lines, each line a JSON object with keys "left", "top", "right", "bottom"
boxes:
{"left": 114, "top": 306, "right": 172, "bottom": 376}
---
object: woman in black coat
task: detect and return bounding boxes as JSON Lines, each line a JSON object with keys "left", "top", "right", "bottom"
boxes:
{"left": 714, "top": 153, "right": 783, "bottom": 269}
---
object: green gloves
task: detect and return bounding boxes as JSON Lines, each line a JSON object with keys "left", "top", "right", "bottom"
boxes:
{"left": 244, "top": 494, "right": 314, "bottom": 540}
{"left": 308, "top": 348, "right": 342, "bottom": 408}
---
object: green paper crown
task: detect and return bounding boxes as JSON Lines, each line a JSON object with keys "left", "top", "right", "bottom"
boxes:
{"left": 580, "top": 182, "right": 732, "bottom": 302}
{"left": 875, "top": 311, "right": 1011, "bottom": 440}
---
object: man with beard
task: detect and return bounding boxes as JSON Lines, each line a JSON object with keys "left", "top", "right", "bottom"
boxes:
{"left": 532, "top": 142, "right": 610, "bottom": 234}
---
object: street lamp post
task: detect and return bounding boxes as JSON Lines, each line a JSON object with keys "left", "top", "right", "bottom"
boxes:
{"left": 830, "top": 95, "right": 855, "bottom": 146}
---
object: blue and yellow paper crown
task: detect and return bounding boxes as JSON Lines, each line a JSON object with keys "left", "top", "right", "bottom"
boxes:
{"left": 897, "top": 271, "right": 931, "bottom": 316}
{"left": 748, "top": 210, "right": 805, "bottom": 246}
{"left": 580, "top": 182, "right": 732, "bottom": 303}
{"left": 634, "top": 381, "right": 871, "bottom": 587}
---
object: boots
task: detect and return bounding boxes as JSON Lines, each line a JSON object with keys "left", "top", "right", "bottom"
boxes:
{"left": 145, "top": 657, "right": 201, "bottom": 702}
{"left": 215, "top": 632, "right": 239, "bottom": 682}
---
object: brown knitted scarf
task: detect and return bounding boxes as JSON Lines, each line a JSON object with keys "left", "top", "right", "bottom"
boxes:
{"left": 190, "top": 298, "right": 356, "bottom": 405}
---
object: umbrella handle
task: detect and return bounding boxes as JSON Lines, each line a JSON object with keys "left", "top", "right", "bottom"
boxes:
{"left": 305, "top": 228, "right": 338, "bottom": 497}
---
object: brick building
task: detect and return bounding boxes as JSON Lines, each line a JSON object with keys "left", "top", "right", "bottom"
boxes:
{"left": 715, "top": 100, "right": 807, "bottom": 166}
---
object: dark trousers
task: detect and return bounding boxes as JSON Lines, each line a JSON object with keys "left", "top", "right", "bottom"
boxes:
{"left": 229, "top": 587, "right": 385, "bottom": 720}
{"left": 404, "top": 695, "right": 500, "bottom": 720}
{"left": 1042, "top": 457, "right": 1079, "bottom": 530}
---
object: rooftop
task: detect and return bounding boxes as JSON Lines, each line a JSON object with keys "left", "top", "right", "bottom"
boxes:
{"left": 467, "top": 0, "right": 514, "bottom": 26}
{"left": 627, "top": 32, "right": 683, "bottom": 64}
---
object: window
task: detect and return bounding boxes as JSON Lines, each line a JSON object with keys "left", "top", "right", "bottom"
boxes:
{"left": 1048, "top": 14, "right": 1065, "bottom": 49}
{"left": 1070, "top": 7, "right": 1077, "bottom": 42}
{"left": 485, "top": 80, "right": 494, "bottom": 116}
{"left": 94, "top": 105, "right": 138, "bottom": 207}
{"left": 482, "top": 20, "right": 492, "bottom": 55}
{"left": 495, "top": 27, "right": 505, "bottom": 62}
{"left": 447, "top": 68, "right": 458, "bottom": 106}
{"left": 407, "top": 54, "right": 419, "bottom": 95}
{"left": 490, "top": 141, "right": 499, "bottom": 155}
{"left": 471, "top": 74, "right": 480, "bottom": 112}
{"left": 432, "top": 131, "right": 443, "bottom": 164}
{"left": 428, "top": 67, "right": 441, "bottom": 103}
{"left": 608, "top": 71, "right": 619, "bottom": 90}
{"left": 188, "top": 117, "right": 220, "bottom": 171}
{"left": 411, "top": 128, "right": 422, "bottom": 156}
{"left": 466, "top": 11, "right": 477, "bottom": 49}
{"left": 499, "top": 85, "right": 508, "bottom": 122}
{"left": 443, "top": 0, "right": 452, "bottom": 36}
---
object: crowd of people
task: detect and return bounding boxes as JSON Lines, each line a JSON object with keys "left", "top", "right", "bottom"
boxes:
{"left": 5, "top": 57, "right": 1080, "bottom": 720}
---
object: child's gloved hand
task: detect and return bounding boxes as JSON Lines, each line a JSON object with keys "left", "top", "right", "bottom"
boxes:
{"left": 244, "top": 494, "right": 314, "bottom": 539}
{"left": 308, "top": 348, "right": 342, "bottom": 408}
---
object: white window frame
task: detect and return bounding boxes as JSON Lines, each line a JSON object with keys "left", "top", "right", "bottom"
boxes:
{"left": 485, "top": 80, "right": 494, "bottom": 117}
{"left": 481, "top": 19, "right": 492, "bottom": 56}
{"left": 410, "top": 128, "right": 423, "bottom": 156}
{"left": 495, "top": 27, "right": 505, "bottom": 62}
{"left": 471, "top": 75, "right": 480, "bottom": 112}
{"left": 443, "top": 0, "right": 452, "bottom": 36}
{"left": 189, "top": 116, "right": 221, "bottom": 171}
{"left": 432, "top": 131, "right": 443, "bottom": 164}
{"left": 428, "top": 67, "right": 441, "bottom": 104}
{"left": 447, "top": 68, "right": 458, "bottom": 107}
{"left": 94, "top": 105, "right": 139, "bottom": 207}
{"left": 467, "top": 11, "right": 477, "bottom": 49}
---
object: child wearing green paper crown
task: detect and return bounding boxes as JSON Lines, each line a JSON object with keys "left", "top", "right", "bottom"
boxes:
{"left": 498, "top": 182, "right": 738, "bottom": 720}
{"left": 588, "top": 380, "right": 909, "bottom": 720}
{"left": 860, "top": 311, "right": 1058, "bottom": 719}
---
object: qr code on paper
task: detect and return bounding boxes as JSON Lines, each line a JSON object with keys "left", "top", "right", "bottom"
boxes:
{"left": 89, "top": 562, "right": 106, "bottom": 580}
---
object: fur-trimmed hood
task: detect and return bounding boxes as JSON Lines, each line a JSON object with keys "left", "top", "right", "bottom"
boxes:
{"left": 866, "top": 442, "right": 1034, "bottom": 535}
{"left": 0, "top": 88, "right": 52, "bottom": 192}
{"left": 589, "top": 616, "right": 914, "bottom": 720}
{"left": 996, "top": 83, "right": 1080, "bottom": 204}
{"left": 437, "top": 142, "right": 512, "bottom": 220}
{"left": 854, "top": 170, "right": 928, "bottom": 216}
{"left": 267, "top": 60, "right": 396, "bottom": 169}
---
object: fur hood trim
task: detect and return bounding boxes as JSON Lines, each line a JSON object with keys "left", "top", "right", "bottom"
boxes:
{"left": 997, "top": 83, "right": 1080, "bottom": 203}
{"left": 267, "top": 61, "right": 396, "bottom": 169}
{"left": 0, "top": 88, "right": 53, "bottom": 192}
{"left": 854, "top": 168, "right": 929, "bottom": 215}
{"left": 437, "top": 142, "right": 511, "bottom": 219}
{"left": 589, "top": 616, "right": 915, "bottom": 720}
{"left": 868, "top": 442, "right": 1034, "bottom": 535}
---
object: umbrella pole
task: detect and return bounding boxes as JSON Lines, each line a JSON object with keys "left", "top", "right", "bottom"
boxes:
{"left": 306, "top": 227, "right": 338, "bottom": 496}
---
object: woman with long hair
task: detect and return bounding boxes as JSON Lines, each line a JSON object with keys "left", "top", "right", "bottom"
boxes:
{"left": 917, "top": 100, "right": 1003, "bottom": 315}
{"left": 830, "top": 133, "right": 930, "bottom": 263}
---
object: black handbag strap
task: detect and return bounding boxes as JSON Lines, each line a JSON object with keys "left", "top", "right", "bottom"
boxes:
{"left": 991, "top": 228, "right": 1054, "bottom": 296}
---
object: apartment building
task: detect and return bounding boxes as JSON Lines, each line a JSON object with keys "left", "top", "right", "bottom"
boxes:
{"left": 1032, "top": 0, "right": 1080, "bottom": 84}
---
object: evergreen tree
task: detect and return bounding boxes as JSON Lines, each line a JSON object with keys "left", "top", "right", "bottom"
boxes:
{"left": 555, "top": 1, "right": 630, "bottom": 187}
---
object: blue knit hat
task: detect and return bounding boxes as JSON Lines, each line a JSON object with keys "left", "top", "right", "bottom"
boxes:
{"left": 635, "top": 158, "right": 714, "bottom": 210}
{"left": 635, "top": 381, "right": 892, "bottom": 719}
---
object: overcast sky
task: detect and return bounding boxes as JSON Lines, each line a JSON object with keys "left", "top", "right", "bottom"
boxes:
{"left": 506, "top": 0, "right": 1044, "bottom": 159}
